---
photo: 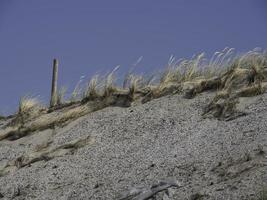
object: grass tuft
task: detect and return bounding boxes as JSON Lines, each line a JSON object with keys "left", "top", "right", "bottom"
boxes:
{"left": 103, "top": 65, "right": 120, "bottom": 97}
{"left": 83, "top": 75, "right": 100, "bottom": 100}
{"left": 18, "top": 95, "right": 42, "bottom": 115}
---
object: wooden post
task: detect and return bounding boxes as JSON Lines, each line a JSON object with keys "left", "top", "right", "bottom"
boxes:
{"left": 50, "top": 59, "right": 58, "bottom": 107}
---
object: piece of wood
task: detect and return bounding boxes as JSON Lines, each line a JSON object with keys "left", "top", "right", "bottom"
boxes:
{"left": 50, "top": 59, "right": 59, "bottom": 107}
{"left": 118, "top": 179, "right": 181, "bottom": 200}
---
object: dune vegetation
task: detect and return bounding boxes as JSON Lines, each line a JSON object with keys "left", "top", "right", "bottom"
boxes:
{"left": 0, "top": 47, "right": 267, "bottom": 142}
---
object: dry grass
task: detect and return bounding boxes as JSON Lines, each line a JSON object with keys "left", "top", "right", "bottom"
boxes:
{"left": 127, "top": 75, "right": 145, "bottom": 96}
{"left": 102, "top": 65, "right": 120, "bottom": 97}
{"left": 60, "top": 48, "right": 266, "bottom": 107}
{"left": 18, "top": 95, "right": 42, "bottom": 115}
{"left": 56, "top": 86, "right": 67, "bottom": 105}
{"left": 2, "top": 48, "right": 266, "bottom": 140}
{"left": 6, "top": 95, "right": 46, "bottom": 127}
{"left": 202, "top": 48, "right": 267, "bottom": 119}
{"left": 83, "top": 75, "right": 100, "bottom": 100}
{"left": 0, "top": 103, "right": 95, "bottom": 141}
{"left": 70, "top": 77, "right": 84, "bottom": 102}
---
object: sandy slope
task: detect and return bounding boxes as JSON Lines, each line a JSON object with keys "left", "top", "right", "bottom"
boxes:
{"left": 0, "top": 91, "right": 266, "bottom": 200}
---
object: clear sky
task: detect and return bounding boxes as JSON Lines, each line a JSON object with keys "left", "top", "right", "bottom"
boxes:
{"left": 0, "top": 0, "right": 267, "bottom": 115}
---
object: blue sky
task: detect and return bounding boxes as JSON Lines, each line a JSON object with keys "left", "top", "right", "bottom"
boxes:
{"left": 0, "top": 0, "right": 267, "bottom": 115}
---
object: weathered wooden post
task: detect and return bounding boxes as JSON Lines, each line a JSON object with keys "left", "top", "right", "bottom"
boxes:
{"left": 50, "top": 59, "right": 59, "bottom": 107}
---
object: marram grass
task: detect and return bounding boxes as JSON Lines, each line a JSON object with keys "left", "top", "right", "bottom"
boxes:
{"left": 0, "top": 47, "right": 266, "bottom": 140}
{"left": 14, "top": 47, "right": 267, "bottom": 112}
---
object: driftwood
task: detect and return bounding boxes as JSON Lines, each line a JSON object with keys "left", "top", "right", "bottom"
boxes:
{"left": 118, "top": 179, "right": 181, "bottom": 200}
